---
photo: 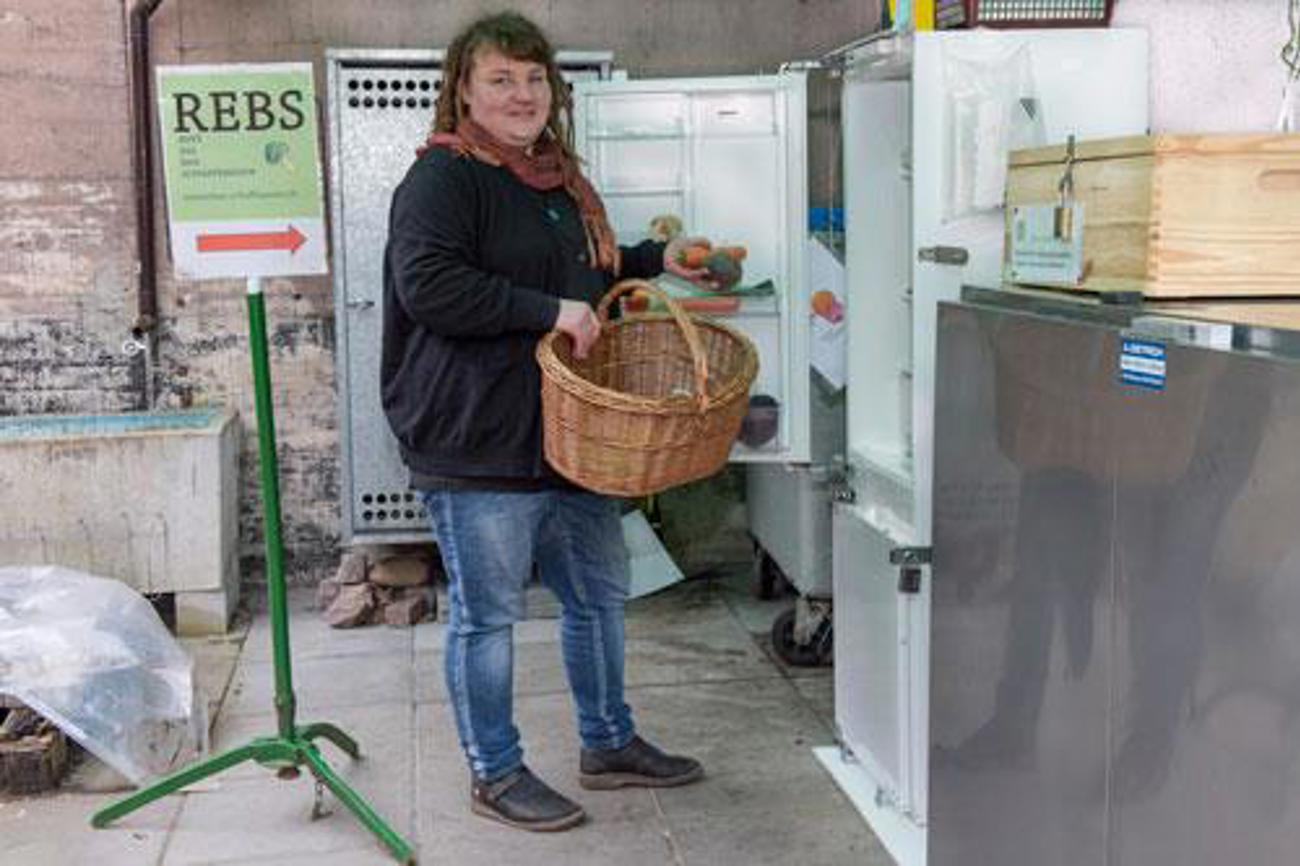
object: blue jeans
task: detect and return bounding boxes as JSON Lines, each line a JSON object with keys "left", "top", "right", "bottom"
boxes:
{"left": 420, "top": 488, "right": 636, "bottom": 782}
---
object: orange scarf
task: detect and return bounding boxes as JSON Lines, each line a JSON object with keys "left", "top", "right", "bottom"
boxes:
{"left": 419, "top": 119, "right": 621, "bottom": 274}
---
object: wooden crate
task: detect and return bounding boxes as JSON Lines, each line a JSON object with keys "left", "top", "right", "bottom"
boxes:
{"left": 1005, "top": 134, "right": 1300, "bottom": 299}
{"left": 1, "top": 706, "right": 70, "bottom": 794}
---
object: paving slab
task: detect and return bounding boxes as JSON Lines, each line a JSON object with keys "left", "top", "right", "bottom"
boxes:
{"left": 415, "top": 600, "right": 782, "bottom": 704}
{"left": 161, "top": 773, "right": 402, "bottom": 866}
{"left": 666, "top": 791, "right": 891, "bottom": 866}
{"left": 624, "top": 680, "right": 836, "bottom": 795}
{"left": 164, "top": 698, "right": 416, "bottom": 866}
{"left": 242, "top": 591, "right": 413, "bottom": 664}
{"left": 192, "top": 848, "right": 397, "bottom": 866}
{"left": 221, "top": 652, "right": 413, "bottom": 719}
{"left": 790, "top": 673, "right": 836, "bottom": 731}
{"left": 183, "top": 633, "right": 247, "bottom": 730}
{"left": 203, "top": 700, "right": 417, "bottom": 797}
{"left": 414, "top": 699, "right": 674, "bottom": 865}
{"left": 3, "top": 568, "right": 887, "bottom": 866}
{"left": 622, "top": 681, "right": 888, "bottom": 865}
{"left": 414, "top": 698, "right": 658, "bottom": 827}
{"left": 0, "top": 789, "right": 177, "bottom": 866}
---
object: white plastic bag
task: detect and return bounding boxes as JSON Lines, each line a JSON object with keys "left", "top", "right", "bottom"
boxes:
{"left": 0, "top": 566, "right": 204, "bottom": 785}
{"left": 943, "top": 42, "right": 1046, "bottom": 221}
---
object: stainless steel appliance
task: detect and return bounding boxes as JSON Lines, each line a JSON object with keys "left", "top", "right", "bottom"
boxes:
{"left": 929, "top": 287, "right": 1300, "bottom": 866}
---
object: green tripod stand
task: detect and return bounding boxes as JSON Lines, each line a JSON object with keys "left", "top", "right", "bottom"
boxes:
{"left": 92, "top": 278, "right": 416, "bottom": 865}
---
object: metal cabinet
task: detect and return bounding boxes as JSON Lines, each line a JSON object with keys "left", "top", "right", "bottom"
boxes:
{"left": 929, "top": 290, "right": 1300, "bottom": 866}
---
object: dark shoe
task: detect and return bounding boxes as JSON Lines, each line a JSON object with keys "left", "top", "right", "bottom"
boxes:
{"left": 470, "top": 767, "right": 586, "bottom": 832}
{"left": 579, "top": 735, "right": 704, "bottom": 790}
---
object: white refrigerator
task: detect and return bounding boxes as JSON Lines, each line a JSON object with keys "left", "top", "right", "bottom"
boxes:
{"left": 573, "top": 28, "right": 1149, "bottom": 865}
{"left": 571, "top": 74, "right": 813, "bottom": 465}
{"left": 819, "top": 28, "right": 1149, "bottom": 866}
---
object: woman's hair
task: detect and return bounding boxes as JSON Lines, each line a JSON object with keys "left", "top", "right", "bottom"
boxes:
{"left": 434, "top": 12, "right": 576, "bottom": 158}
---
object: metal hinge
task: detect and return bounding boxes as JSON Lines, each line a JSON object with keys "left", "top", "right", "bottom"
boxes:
{"left": 889, "top": 546, "right": 932, "bottom": 565}
{"left": 835, "top": 728, "right": 858, "bottom": 765}
{"left": 918, "top": 245, "right": 970, "bottom": 266}
{"left": 826, "top": 458, "right": 855, "bottom": 504}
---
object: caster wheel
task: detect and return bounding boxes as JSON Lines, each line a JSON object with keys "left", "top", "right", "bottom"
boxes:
{"left": 754, "top": 550, "right": 784, "bottom": 600}
{"left": 771, "top": 608, "right": 826, "bottom": 668}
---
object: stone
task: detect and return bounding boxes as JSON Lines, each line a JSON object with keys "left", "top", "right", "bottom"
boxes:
{"left": 0, "top": 408, "right": 241, "bottom": 636}
{"left": 380, "top": 588, "right": 432, "bottom": 627}
{"left": 336, "top": 551, "right": 369, "bottom": 585}
{"left": 323, "top": 582, "right": 376, "bottom": 629}
{"left": 315, "top": 576, "right": 343, "bottom": 611}
{"left": 369, "top": 555, "right": 432, "bottom": 589}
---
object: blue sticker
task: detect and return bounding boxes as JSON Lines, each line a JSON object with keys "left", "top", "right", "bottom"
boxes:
{"left": 1120, "top": 338, "right": 1166, "bottom": 391}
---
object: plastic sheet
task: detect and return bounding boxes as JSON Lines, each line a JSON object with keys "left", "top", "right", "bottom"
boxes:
{"left": 943, "top": 42, "right": 1045, "bottom": 221}
{"left": 0, "top": 566, "right": 204, "bottom": 785}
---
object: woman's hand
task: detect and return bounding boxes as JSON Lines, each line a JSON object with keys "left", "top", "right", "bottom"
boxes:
{"left": 663, "top": 236, "right": 720, "bottom": 290}
{"left": 554, "top": 299, "right": 601, "bottom": 360}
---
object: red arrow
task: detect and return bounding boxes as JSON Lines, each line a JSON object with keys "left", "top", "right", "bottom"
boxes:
{"left": 196, "top": 225, "right": 307, "bottom": 254}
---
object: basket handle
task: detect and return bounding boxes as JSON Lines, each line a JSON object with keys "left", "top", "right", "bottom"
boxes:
{"left": 596, "top": 279, "right": 711, "bottom": 411}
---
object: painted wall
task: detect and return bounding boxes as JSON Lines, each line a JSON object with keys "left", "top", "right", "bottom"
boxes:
{"left": 1114, "top": 0, "right": 1296, "bottom": 132}
{"left": 0, "top": 0, "right": 879, "bottom": 585}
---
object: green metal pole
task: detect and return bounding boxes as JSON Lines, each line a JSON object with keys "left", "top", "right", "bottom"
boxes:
{"left": 246, "top": 277, "right": 297, "bottom": 740}
{"left": 94, "top": 278, "right": 414, "bottom": 864}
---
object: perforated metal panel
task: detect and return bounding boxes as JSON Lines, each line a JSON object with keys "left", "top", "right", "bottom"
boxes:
{"left": 326, "top": 49, "right": 613, "bottom": 544}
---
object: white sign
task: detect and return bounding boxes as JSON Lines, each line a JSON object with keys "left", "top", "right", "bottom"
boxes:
{"left": 1007, "top": 202, "right": 1085, "bottom": 288}
{"left": 157, "top": 63, "right": 327, "bottom": 280}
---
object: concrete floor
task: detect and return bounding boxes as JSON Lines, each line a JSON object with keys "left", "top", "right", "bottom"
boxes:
{"left": 0, "top": 570, "right": 891, "bottom": 865}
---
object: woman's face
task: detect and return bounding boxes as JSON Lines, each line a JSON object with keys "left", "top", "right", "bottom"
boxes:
{"left": 461, "top": 47, "right": 552, "bottom": 148}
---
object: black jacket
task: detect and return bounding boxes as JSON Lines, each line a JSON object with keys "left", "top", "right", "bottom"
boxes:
{"left": 381, "top": 146, "right": 665, "bottom": 486}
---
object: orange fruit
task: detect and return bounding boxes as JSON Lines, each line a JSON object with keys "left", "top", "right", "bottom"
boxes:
{"left": 811, "top": 290, "right": 840, "bottom": 320}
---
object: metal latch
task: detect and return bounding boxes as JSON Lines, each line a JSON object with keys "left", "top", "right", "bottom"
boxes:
{"left": 345, "top": 298, "right": 375, "bottom": 311}
{"left": 1055, "top": 134, "right": 1077, "bottom": 241}
{"left": 825, "top": 457, "right": 855, "bottom": 504}
{"left": 890, "top": 546, "right": 931, "bottom": 595}
{"left": 918, "top": 246, "right": 969, "bottom": 266}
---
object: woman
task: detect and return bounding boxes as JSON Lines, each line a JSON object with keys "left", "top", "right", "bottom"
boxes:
{"left": 382, "top": 12, "right": 709, "bottom": 832}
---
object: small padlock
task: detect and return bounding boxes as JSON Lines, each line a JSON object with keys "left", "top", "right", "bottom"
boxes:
{"left": 1053, "top": 203, "right": 1074, "bottom": 242}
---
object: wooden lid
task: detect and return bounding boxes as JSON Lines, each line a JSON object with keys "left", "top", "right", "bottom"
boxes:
{"left": 1009, "top": 135, "right": 1153, "bottom": 168}
{"left": 1010, "top": 134, "right": 1300, "bottom": 168}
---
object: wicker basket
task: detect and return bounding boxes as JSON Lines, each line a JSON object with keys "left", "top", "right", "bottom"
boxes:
{"left": 536, "top": 279, "right": 759, "bottom": 497}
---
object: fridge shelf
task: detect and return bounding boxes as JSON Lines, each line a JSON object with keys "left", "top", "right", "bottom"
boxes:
{"left": 588, "top": 130, "right": 685, "bottom": 141}
{"left": 601, "top": 186, "right": 686, "bottom": 197}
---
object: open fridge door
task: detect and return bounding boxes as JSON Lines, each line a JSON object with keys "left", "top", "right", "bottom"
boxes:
{"left": 572, "top": 74, "right": 811, "bottom": 463}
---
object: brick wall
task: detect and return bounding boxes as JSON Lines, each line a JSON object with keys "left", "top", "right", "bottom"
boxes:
{"left": 1, "top": 3, "right": 137, "bottom": 416}
{"left": 1, "top": 0, "right": 879, "bottom": 585}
